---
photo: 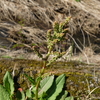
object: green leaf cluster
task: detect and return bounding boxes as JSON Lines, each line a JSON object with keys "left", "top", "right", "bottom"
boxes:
{"left": 47, "top": 17, "right": 70, "bottom": 51}
{"left": 25, "top": 74, "right": 74, "bottom": 100}
{"left": 32, "top": 17, "right": 71, "bottom": 67}
{"left": 0, "top": 72, "right": 73, "bottom": 100}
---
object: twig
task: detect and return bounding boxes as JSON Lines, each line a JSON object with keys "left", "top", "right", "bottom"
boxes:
{"left": 86, "top": 86, "right": 100, "bottom": 99}
{"left": 67, "top": 33, "right": 90, "bottom": 64}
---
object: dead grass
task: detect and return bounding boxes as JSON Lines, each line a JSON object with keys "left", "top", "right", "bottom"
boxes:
{"left": 0, "top": 0, "right": 50, "bottom": 26}
{"left": 62, "top": 0, "right": 100, "bottom": 20}
{"left": 0, "top": 48, "right": 100, "bottom": 65}
{"left": 0, "top": 0, "right": 66, "bottom": 28}
{"left": 0, "top": 0, "right": 100, "bottom": 65}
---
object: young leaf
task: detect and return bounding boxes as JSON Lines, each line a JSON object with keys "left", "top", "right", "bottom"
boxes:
{"left": 3, "top": 71, "right": 14, "bottom": 96}
{"left": 47, "top": 74, "right": 66, "bottom": 100}
{"left": 0, "top": 84, "right": 10, "bottom": 100}
{"left": 53, "top": 22, "right": 59, "bottom": 33}
{"left": 39, "top": 75, "right": 54, "bottom": 96}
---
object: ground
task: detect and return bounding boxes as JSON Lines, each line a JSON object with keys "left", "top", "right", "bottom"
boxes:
{"left": 0, "top": 0, "right": 100, "bottom": 99}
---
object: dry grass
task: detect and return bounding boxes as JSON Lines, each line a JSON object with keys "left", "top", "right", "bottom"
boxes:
{"left": 62, "top": 0, "right": 100, "bottom": 20}
{"left": 0, "top": 0, "right": 100, "bottom": 64}
{"left": 0, "top": 0, "right": 66, "bottom": 28}
{"left": 0, "top": 0, "right": 51, "bottom": 26}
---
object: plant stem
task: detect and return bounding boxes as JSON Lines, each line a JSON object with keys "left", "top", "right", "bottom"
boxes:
{"left": 35, "top": 80, "right": 40, "bottom": 100}
{"left": 35, "top": 60, "right": 47, "bottom": 100}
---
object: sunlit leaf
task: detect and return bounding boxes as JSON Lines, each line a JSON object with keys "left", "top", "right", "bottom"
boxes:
{"left": 3, "top": 71, "right": 14, "bottom": 96}
{"left": 0, "top": 85, "right": 10, "bottom": 100}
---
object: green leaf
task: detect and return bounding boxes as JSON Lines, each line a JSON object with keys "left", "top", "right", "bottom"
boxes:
{"left": 56, "top": 91, "right": 68, "bottom": 100}
{"left": 39, "top": 92, "right": 47, "bottom": 100}
{"left": 60, "top": 91, "right": 69, "bottom": 100}
{"left": 16, "top": 90, "right": 25, "bottom": 100}
{"left": 26, "top": 89, "right": 32, "bottom": 98}
{"left": 36, "top": 76, "right": 42, "bottom": 83}
{"left": 0, "top": 84, "right": 10, "bottom": 100}
{"left": 39, "top": 75, "right": 54, "bottom": 96}
{"left": 3, "top": 71, "right": 14, "bottom": 96}
{"left": 75, "top": 0, "right": 80, "bottom": 2}
{"left": 26, "top": 89, "right": 34, "bottom": 98}
{"left": 47, "top": 74, "right": 66, "bottom": 100}
{"left": 65, "top": 96, "right": 74, "bottom": 100}
{"left": 24, "top": 74, "right": 35, "bottom": 85}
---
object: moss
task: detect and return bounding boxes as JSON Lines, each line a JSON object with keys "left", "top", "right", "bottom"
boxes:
{"left": 1, "top": 55, "right": 12, "bottom": 59}
{"left": 12, "top": 44, "right": 25, "bottom": 49}
{"left": 0, "top": 59, "right": 99, "bottom": 98}
{"left": 65, "top": 72, "right": 100, "bottom": 99}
